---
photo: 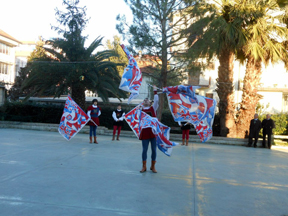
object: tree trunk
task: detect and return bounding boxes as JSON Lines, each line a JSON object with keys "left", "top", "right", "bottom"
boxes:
{"left": 216, "top": 48, "right": 236, "bottom": 137}
{"left": 71, "top": 84, "right": 86, "bottom": 110}
{"left": 157, "top": 64, "right": 167, "bottom": 121}
{"left": 157, "top": 18, "right": 168, "bottom": 121}
{"left": 235, "top": 57, "right": 263, "bottom": 138}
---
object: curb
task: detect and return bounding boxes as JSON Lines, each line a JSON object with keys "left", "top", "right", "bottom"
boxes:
{"left": 0, "top": 121, "right": 248, "bottom": 146}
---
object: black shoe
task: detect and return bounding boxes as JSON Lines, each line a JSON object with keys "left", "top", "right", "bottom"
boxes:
{"left": 253, "top": 145, "right": 257, "bottom": 148}
{"left": 246, "top": 145, "right": 252, "bottom": 147}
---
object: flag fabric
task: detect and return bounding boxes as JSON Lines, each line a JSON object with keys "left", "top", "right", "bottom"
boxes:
{"left": 119, "top": 44, "right": 142, "bottom": 103}
{"left": 163, "top": 85, "right": 217, "bottom": 142}
{"left": 58, "top": 95, "right": 90, "bottom": 141}
{"left": 125, "top": 105, "right": 178, "bottom": 156}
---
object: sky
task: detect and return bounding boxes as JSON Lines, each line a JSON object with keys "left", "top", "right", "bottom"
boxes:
{"left": 1, "top": 0, "right": 133, "bottom": 46}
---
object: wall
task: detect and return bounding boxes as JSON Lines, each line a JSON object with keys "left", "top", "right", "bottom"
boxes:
{"left": 258, "top": 92, "right": 283, "bottom": 113}
{"left": 196, "top": 59, "right": 288, "bottom": 113}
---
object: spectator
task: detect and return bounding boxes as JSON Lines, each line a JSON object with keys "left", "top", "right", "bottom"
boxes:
{"left": 262, "top": 114, "right": 275, "bottom": 149}
{"left": 246, "top": 113, "right": 262, "bottom": 148}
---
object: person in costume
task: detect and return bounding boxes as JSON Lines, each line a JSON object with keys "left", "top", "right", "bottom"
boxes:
{"left": 87, "top": 99, "right": 101, "bottom": 144}
{"left": 139, "top": 85, "right": 159, "bottom": 173}
{"left": 112, "top": 104, "right": 125, "bottom": 141}
{"left": 178, "top": 121, "right": 191, "bottom": 146}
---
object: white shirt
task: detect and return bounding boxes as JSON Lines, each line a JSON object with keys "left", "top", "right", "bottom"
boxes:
{"left": 87, "top": 104, "right": 101, "bottom": 118}
{"left": 112, "top": 109, "right": 125, "bottom": 121}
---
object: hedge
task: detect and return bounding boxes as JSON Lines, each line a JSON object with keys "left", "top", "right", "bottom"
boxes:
{"left": 1, "top": 101, "right": 287, "bottom": 135}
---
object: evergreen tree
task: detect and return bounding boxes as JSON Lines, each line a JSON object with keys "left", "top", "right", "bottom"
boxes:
{"left": 28, "top": 37, "right": 50, "bottom": 62}
{"left": 116, "top": 0, "right": 193, "bottom": 120}
{"left": 9, "top": 66, "right": 32, "bottom": 101}
{"left": 21, "top": 0, "right": 126, "bottom": 109}
{"left": 105, "top": 35, "right": 128, "bottom": 77}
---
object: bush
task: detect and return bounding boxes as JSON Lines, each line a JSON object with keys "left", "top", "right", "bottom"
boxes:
{"left": 0, "top": 101, "right": 239, "bottom": 136}
{"left": 259, "top": 113, "right": 288, "bottom": 135}
{"left": 0, "top": 101, "right": 63, "bottom": 123}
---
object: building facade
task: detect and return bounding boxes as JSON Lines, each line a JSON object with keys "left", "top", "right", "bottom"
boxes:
{"left": 15, "top": 40, "right": 37, "bottom": 77}
{"left": 188, "top": 59, "right": 288, "bottom": 114}
{"left": 0, "top": 29, "right": 21, "bottom": 88}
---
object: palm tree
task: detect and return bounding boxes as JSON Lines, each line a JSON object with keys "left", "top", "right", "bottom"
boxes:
{"left": 234, "top": 0, "right": 288, "bottom": 137}
{"left": 21, "top": 0, "right": 126, "bottom": 109}
{"left": 22, "top": 36, "right": 126, "bottom": 109}
{"left": 186, "top": 0, "right": 287, "bottom": 137}
{"left": 185, "top": 0, "right": 246, "bottom": 137}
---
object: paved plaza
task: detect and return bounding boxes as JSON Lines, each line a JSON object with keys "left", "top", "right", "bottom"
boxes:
{"left": 0, "top": 128, "right": 288, "bottom": 216}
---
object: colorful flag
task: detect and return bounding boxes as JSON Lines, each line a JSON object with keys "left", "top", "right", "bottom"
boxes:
{"left": 119, "top": 44, "right": 142, "bottom": 103}
{"left": 125, "top": 105, "right": 178, "bottom": 156}
{"left": 163, "top": 85, "right": 217, "bottom": 142}
{"left": 58, "top": 95, "right": 90, "bottom": 141}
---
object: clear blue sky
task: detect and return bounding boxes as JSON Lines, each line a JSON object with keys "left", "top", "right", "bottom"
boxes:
{"left": 1, "top": 0, "right": 133, "bottom": 45}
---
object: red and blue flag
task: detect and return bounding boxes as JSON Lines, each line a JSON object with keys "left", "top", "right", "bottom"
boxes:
{"left": 119, "top": 44, "right": 142, "bottom": 103}
{"left": 125, "top": 105, "right": 178, "bottom": 156}
{"left": 58, "top": 95, "right": 90, "bottom": 141}
{"left": 163, "top": 85, "right": 217, "bottom": 142}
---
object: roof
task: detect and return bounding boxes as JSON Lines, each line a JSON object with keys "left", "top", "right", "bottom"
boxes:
{"left": 0, "top": 29, "right": 21, "bottom": 44}
{"left": 135, "top": 55, "right": 162, "bottom": 74}
{"left": 20, "top": 41, "right": 37, "bottom": 45}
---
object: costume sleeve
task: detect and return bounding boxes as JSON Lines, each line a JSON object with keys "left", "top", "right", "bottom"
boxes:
{"left": 152, "top": 90, "right": 159, "bottom": 111}
{"left": 87, "top": 106, "right": 91, "bottom": 118}
{"left": 119, "top": 112, "right": 125, "bottom": 121}
{"left": 98, "top": 110, "right": 101, "bottom": 117}
{"left": 112, "top": 111, "right": 118, "bottom": 121}
{"left": 178, "top": 121, "right": 182, "bottom": 126}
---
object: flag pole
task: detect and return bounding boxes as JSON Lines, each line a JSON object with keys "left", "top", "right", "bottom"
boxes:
{"left": 90, "top": 119, "right": 98, "bottom": 126}
{"left": 147, "top": 84, "right": 164, "bottom": 94}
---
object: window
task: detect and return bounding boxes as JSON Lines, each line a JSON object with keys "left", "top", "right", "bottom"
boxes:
{"left": 0, "top": 43, "right": 11, "bottom": 55}
{"left": 0, "top": 63, "right": 9, "bottom": 74}
{"left": 3, "top": 64, "right": 6, "bottom": 74}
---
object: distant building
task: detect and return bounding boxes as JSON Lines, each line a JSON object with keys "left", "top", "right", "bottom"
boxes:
{"left": 0, "top": 29, "right": 21, "bottom": 88}
{"left": 15, "top": 39, "right": 37, "bottom": 77}
{"left": 135, "top": 52, "right": 159, "bottom": 100}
